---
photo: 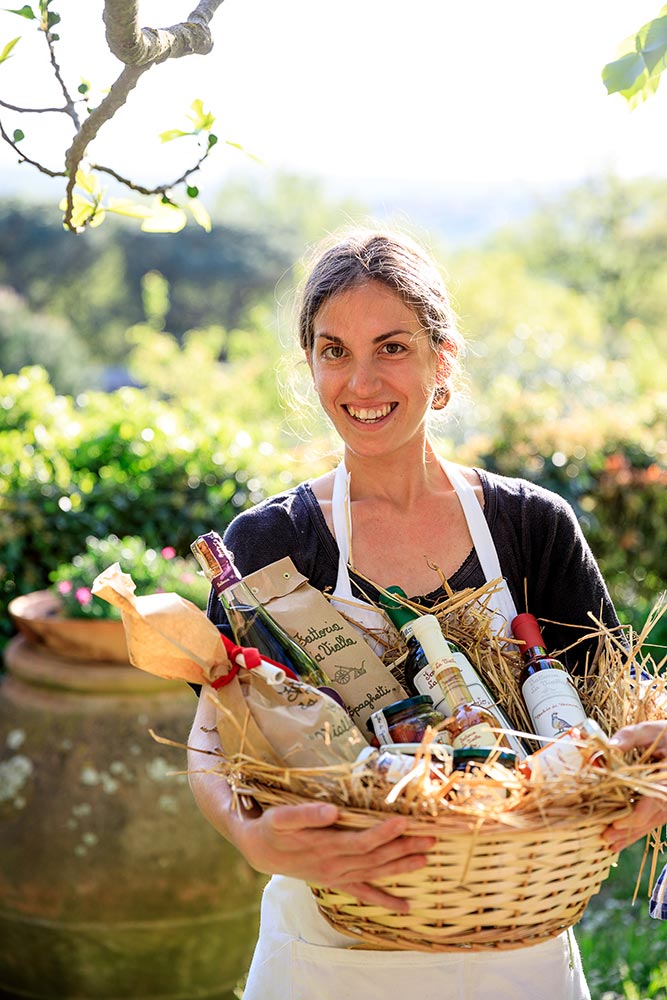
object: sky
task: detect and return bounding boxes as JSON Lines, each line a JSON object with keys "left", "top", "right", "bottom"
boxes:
{"left": 0, "top": 0, "right": 665, "bottom": 204}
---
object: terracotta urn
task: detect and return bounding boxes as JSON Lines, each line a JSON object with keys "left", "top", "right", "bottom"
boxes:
{"left": 0, "top": 593, "right": 265, "bottom": 1000}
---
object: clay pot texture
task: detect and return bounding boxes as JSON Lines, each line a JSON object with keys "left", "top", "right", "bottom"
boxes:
{"left": 0, "top": 628, "right": 265, "bottom": 1000}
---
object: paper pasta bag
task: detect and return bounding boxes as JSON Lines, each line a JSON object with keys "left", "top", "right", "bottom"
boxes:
{"left": 211, "top": 651, "right": 366, "bottom": 767}
{"left": 240, "top": 557, "right": 407, "bottom": 730}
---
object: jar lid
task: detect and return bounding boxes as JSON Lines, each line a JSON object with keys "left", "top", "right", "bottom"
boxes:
{"left": 452, "top": 748, "right": 517, "bottom": 767}
{"left": 365, "top": 694, "right": 434, "bottom": 731}
{"left": 383, "top": 694, "right": 433, "bottom": 719}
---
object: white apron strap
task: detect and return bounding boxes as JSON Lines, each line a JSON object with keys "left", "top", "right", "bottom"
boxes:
{"left": 440, "top": 459, "right": 518, "bottom": 635}
{"left": 331, "top": 460, "right": 354, "bottom": 598}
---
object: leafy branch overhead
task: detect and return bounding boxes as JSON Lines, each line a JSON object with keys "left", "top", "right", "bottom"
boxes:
{"left": 602, "top": 5, "right": 667, "bottom": 106}
{"left": 0, "top": 0, "right": 226, "bottom": 232}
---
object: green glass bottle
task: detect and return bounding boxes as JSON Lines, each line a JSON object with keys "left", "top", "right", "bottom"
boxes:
{"left": 191, "top": 531, "right": 338, "bottom": 695}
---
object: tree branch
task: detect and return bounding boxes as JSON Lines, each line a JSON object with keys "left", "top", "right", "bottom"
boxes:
{"left": 93, "top": 145, "right": 211, "bottom": 196}
{"left": 43, "top": 19, "right": 80, "bottom": 128}
{"left": 0, "top": 118, "right": 67, "bottom": 177}
{"left": 0, "top": 100, "right": 69, "bottom": 114}
{"left": 103, "top": 0, "right": 225, "bottom": 66}
{"left": 64, "top": 63, "right": 151, "bottom": 229}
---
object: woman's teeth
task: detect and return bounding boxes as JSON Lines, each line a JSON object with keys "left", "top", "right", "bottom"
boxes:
{"left": 345, "top": 403, "right": 394, "bottom": 423}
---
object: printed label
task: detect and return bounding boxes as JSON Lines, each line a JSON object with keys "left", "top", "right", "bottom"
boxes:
{"left": 452, "top": 722, "right": 499, "bottom": 750}
{"left": 370, "top": 709, "right": 393, "bottom": 746}
{"left": 522, "top": 671, "right": 586, "bottom": 739}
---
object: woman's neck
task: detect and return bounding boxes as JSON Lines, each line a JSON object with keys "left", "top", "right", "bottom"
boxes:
{"left": 343, "top": 438, "right": 446, "bottom": 507}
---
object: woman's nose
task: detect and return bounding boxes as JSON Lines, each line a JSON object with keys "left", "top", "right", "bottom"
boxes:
{"left": 347, "top": 360, "right": 381, "bottom": 396}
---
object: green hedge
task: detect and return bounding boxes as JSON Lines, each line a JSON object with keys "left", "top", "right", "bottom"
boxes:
{"left": 0, "top": 366, "right": 304, "bottom": 644}
{"left": 464, "top": 399, "right": 667, "bottom": 651}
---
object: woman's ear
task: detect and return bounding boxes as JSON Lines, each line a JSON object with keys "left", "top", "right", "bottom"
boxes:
{"left": 304, "top": 349, "right": 314, "bottom": 377}
{"left": 432, "top": 350, "right": 452, "bottom": 411}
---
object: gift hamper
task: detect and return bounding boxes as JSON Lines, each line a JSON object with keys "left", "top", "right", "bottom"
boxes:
{"left": 208, "top": 584, "right": 667, "bottom": 952}
{"left": 92, "top": 562, "right": 667, "bottom": 953}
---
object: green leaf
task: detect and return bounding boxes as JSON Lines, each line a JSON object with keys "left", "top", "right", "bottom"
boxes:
{"left": 225, "top": 138, "right": 262, "bottom": 164}
{"left": 4, "top": 6, "right": 35, "bottom": 19}
{"left": 603, "top": 12, "right": 667, "bottom": 104}
{"left": 12, "top": 128, "right": 24, "bottom": 142}
{"left": 106, "top": 198, "right": 153, "bottom": 220}
{"left": 186, "top": 197, "right": 211, "bottom": 233}
{"left": 187, "top": 98, "right": 215, "bottom": 132}
{"left": 207, "top": 133, "right": 218, "bottom": 148}
{"left": 77, "top": 80, "right": 89, "bottom": 95}
{"left": 141, "top": 200, "right": 187, "bottom": 234}
{"left": 0, "top": 36, "right": 20, "bottom": 63}
{"left": 159, "top": 128, "right": 191, "bottom": 143}
{"left": 186, "top": 185, "right": 199, "bottom": 198}
{"left": 46, "top": 9, "right": 59, "bottom": 27}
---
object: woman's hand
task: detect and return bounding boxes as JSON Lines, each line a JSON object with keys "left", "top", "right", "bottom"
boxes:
{"left": 232, "top": 801, "right": 435, "bottom": 913}
{"left": 187, "top": 691, "right": 435, "bottom": 912}
{"left": 603, "top": 721, "right": 667, "bottom": 853}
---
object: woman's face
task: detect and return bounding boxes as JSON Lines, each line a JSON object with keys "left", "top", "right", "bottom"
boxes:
{"left": 307, "top": 280, "right": 442, "bottom": 459}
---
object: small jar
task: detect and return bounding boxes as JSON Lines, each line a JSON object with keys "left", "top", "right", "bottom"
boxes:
{"left": 367, "top": 694, "right": 447, "bottom": 746}
{"left": 452, "top": 747, "right": 518, "bottom": 774}
{"left": 449, "top": 747, "right": 518, "bottom": 806}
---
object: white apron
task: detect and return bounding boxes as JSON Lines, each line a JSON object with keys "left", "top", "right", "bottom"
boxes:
{"left": 241, "top": 460, "right": 591, "bottom": 1000}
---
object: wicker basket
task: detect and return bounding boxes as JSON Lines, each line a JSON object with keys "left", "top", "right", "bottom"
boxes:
{"left": 244, "top": 777, "right": 628, "bottom": 952}
{"left": 211, "top": 590, "right": 667, "bottom": 952}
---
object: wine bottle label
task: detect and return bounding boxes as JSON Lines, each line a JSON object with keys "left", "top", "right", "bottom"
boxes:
{"left": 522, "top": 671, "right": 587, "bottom": 739}
{"left": 452, "top": 722, "right": 499, "bottom": 750}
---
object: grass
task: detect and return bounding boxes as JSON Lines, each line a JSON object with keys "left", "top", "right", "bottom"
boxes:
{"left": 577, "top": 840, "right": 667, "bottom": 999}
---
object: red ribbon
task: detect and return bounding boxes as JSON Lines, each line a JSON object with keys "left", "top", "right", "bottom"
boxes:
{"left": 211, "top": 633, "right": 298, "bottom": 688}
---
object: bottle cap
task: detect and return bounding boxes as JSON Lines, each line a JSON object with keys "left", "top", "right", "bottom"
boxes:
{"left": 380, "top": 587, "right": 418, "bottom": 631}
{"left": 511, "top": 613, "right": 545, "bottom": 650}
{"left": 410, "top": 614, "right": 453, "bottom": 661}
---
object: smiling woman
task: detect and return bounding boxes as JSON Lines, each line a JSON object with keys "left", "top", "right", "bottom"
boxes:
{"left": 182, "top": 226, "right": 667, "bottom": 1000}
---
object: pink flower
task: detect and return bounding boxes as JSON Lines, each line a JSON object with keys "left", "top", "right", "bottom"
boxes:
{"left": 57, "top": 580, "right": 73, "bottom": 595}
{"left": 75, "top": 587, "right": 93, "bottom": 606}
{"left": 161, "top": 546, "right": 176, "bottom": 560}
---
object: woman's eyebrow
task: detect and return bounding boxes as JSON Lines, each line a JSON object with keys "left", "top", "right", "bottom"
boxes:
{"left": 314, "top": 329, "right": 413, "bottom": 344}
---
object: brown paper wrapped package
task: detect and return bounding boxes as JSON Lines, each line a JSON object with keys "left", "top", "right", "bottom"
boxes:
{"left": 91, "top": 563, "right": 230, "bottom": 685}
{"left": 92, "top": 563, "right": 367, "bottom": 768}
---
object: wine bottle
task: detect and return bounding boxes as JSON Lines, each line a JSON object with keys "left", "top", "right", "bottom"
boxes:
{"left": 191, "top": 531, "right": 337, "bottom": 693}
{"left": 511, "top": 613, "right": 587, "bottom": 741}
{"left": 398, "top": 607, "right": 527, "bottom": 757}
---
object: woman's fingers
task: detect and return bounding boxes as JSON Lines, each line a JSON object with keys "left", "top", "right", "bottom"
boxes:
{"left": 603, "top": 794, "right": 667, "bottom": 852}
{"left": 238, "top": 803, "right": 435, "bottom": 890}
{"left": 611, "top": 721, "right": 667, "bottom": 758}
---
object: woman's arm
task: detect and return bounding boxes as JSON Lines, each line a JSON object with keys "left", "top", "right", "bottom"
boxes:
{"left": 187, "top": 691, "right": 436, "bottom": 912}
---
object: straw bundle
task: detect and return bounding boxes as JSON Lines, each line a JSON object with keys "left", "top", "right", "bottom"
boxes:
{"left": 203, "top": 585, "right": 667, "bottom": 951}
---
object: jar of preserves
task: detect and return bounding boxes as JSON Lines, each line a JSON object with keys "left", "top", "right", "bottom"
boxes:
{"left": 449, "top": 747, "right": 518, "bottom": 806}
{"left": 367, "top": 694, "right": 448, "bottom": 746}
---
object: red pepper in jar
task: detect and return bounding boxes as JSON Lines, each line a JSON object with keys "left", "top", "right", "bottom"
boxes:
{"left": 367, "top": 694, "right": 449, "bottom": 746}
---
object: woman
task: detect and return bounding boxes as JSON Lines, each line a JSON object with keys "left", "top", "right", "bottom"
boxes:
{"left": 188, "top": 228, "right": 667, "bottom": 1000}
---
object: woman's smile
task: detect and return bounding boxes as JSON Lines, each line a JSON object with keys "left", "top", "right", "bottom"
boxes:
{"left": 343, "top": 402, "right": 398, "bottom": 423}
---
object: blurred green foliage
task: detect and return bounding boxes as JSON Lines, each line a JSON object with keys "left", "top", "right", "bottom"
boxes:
{"left": 0, "top": 359, "right": 321, "bottom": 644}
{"left": 50, "top": 535, "right": 210, "bottom": 620}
